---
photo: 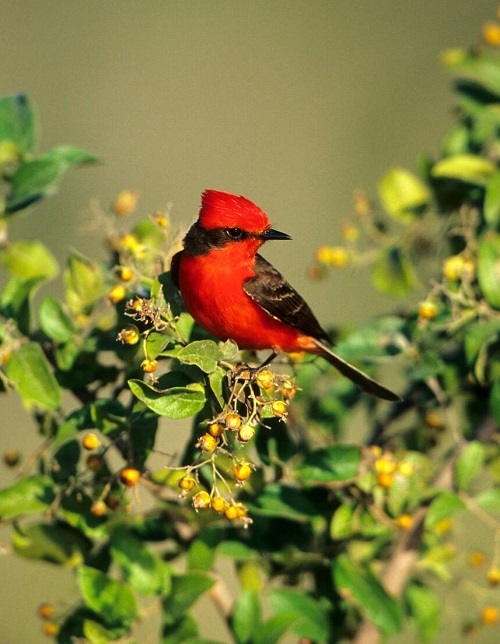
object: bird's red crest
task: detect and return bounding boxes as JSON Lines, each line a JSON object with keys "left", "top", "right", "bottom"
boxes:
{"left": 199, "top": 190, "right": 270, "bottom": 233}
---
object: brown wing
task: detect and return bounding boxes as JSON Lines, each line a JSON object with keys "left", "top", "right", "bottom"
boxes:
{"left": 243, "top": 254, "right": 331, "bottom": 343}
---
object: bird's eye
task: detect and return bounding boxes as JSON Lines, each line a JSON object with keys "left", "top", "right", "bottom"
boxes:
{"left": 226, "top": 227, "right": 244, "bottom": 240}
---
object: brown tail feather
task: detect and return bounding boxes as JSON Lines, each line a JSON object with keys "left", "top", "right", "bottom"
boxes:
{"left": 314, "top": 340, "right": 401, "bottom": 402}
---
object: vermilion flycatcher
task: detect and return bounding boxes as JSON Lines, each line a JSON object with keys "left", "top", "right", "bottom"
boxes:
{"left": 171, "top": 190, "right": 400, "bottom": 402}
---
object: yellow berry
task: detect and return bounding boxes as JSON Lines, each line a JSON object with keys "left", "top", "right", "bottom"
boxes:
{"left": 211, "top": 496, "right": 227, "bottom": 512}
{"left": 197, "top": 433, "right": 218, "bottom": 452}
{"left": 118, "top": 266, "right": 134, "bottom": 282}
{"left": 376, "top": 472, "right": 394, "bottom": 488}
{"left": 120, "top": 233, "right": 142, "bottom": 253}
{"left": 208, "top": 422, "right": 225, "bottom": 437}
{"left": 369, "top": 445, "right": 382, "bottom": 458}
{"left": 353, "top": 189, "right": 371, "bottom": 216}
{"left": 238, "top": 425, "right": 255, "bottom": 443}
{"left": 112, "top": 190, "right": 139, "bottom": 216}
{"left": 118, "top": 324, "right": 140, "bottom": 345}
{"left": 482, "top": 22, "right": 500, "bottom": 46}
{"left": 192, "top": 490, "right": 211, "bottom": 509}
{"left": 120, "top": 467, "right": 141, "bottom": 487}
{"left": 396, "top": 514, "right": 413, "bottom": 530}
{"left": 108, "top": 284, "right": 127, "bottom": 304}
{"left": 375, "top": 457, "right": 396, "bottom": 474}
{"left": 341, "top": 223, "right": 360, "bottom": 243}
{"left": 435, "top": 518, "right": 453, "bottom": 534}
{"left": 481, "top": 606, "right": 500, "bottom": 626}
{"left": 487, "top": 568, "right": 500, "bottom": 586}
{"left": 128, "top": 298, "right": 144, "bottom": 312}
{"left": 315, "top": 245, "right": 350, "bottom": 268}
{"left": 178, "top": 476, "right": 196, "bottom": 491}
{"left": 141, "top": 358, "right": 158, "bottom": 373}
{"left": 233, "top": 462, "right": 252, "bottom": 482}
{"left": 280, "top": 381, "right": 298, "bottom": 399}
{"left": 271, "top": 400, "right": 288, "bottom": 418}
{"left": 424, "top": 411, "right": 445, "bottom": 430}
{"left": 397, "top": 461, "right": 414, "bottom": 477}
{"left": 82, "top": 433, "right": 100, "bottom": 451}
{"left": 225, "top": 413, "right": 242, "bottom": 430}
{"left": 418, "top": 300, "right": 438, "bottom": 320}
{"left": 152, "top": 211, "right": 169, "bottom": 228}
{"left": 38, "top": 603, "right": 56, "bottom": 620}
{"left": 90, "top": 500, "right": 108, "bottom": 517}
{"left": 224, "top": 505, "right": 239, "bottom": 520}
{"left": 235, "top": 503, "right": 248, "bottom": 518}
{"left": 256, "top": 370, "right": 274, "bottom": 390}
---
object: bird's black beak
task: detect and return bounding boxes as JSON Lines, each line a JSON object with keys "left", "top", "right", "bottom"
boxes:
{"left": 261, "top": 227, "right": 292, "bottom": 241}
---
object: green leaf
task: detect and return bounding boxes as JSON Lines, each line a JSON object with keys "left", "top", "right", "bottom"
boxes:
{"left": 425, "top": 491, "right": 466, "bottom": 528}
{"left": 332, "top": 554, "right": 403, "bottom": 635}
{"left": 110, "top": 529, "right": 164, "bottom": 596}
{"left": 334, "top": 316, "right": 405, "bottom": 360}
{"left": 330, "top": 504, "right": 355, "bottom": 539}
{"left": 431, "top": 154, "right": 495, "bottom": 186}
{"left": 187, "top": 528, "right": 221, "bottom": 572}
{"left": 13, "top": 521, "right": 91, "bottom": 566}
{"left": 128, "top": 379, "right": 205, "bottom": 419}
{"left": 1, "top": 240, "right": 59, "bottom": 280}
{"left": 485, "top": 171, "right": 500, "bottom": 230}
{"left": 455, "top": 441, "right": 485, "bottom": 491}
{"left": 372, "top": 247, "right": 415, "bottom": 297}
{"left": 249, "top": 484, "right": 319, "bottom": 522}
{"left": 39, "top": 296, "right": 75, "bottom": 342}
{"left": 177, "top": 340, "right": 223, "bottom": 373}
{"left": 378, "top": 167, "right": 429, "bottom": 223}
{"left": 0, "top": 276, "right": 45, "bottom": 335}
{"left": 6, "top": 342, "right": 61, "bottom": 410}
{"left": 406, "top": 583, "right": 441, "bottom": 642}
{"left": 83, "top": 620, "right": 117, "bottom": 644}
{"left": 232, "top": 588, "right": 261, "bottom": 644}
{"left": 145, "top": 331, "right": 171, "bottom": 360}
{"left": 64, "top": 252, "right": 104, "bottom": 315}
{"left": 163, "top": 571, "right": 215, "bottom": 621}
{"left": 253, "top": 614, "right": 295, "bottom": 644}
{"left": 0, "top": 476, "right": 55, "bottom": 518}
{"left": 490, "top": 379, "right": 500, "bottom": 426}
{"left": 478, "top": 235, "right": 500, "bottom": 309}
{"left": 268, "top": 589, "right": 330, "bottom": 642}
{"left": 442, "top": 48, "right": 500, "bottom": 97}
{"left": 296, "top": 445, "right": 361, "bottom": 484}
{"left": 77, "top": 566, "right": 138, "bottom": 628}
{"left": 0, "top": 94, "right": 36, "bottom": 153}
{"left": 474, "top": 488, "right": 500, "bottom": 512}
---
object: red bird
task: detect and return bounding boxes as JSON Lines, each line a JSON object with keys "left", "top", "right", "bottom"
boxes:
{"left": 171, "top": 190, "right": 400, "bottom": 402}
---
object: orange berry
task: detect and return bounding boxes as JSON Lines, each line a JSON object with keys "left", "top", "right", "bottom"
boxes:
{"left": 233, "top": 462, "right": 252, "bottom": 481}
{"left": 280, "top": 381, "right": 298, "bottom": 399}
{"left": 112, "top": 190, "right": 139, "bottom": 216}
{"left": 481, "top": 606, "right": 500, "bottom": 626}
{"left": 108, "top": 284, "right": 126, "bottom": 304}
{"left": 153, "top": 212, "right": 169, "bottom": 228}
{"left": 128, "top": 298, "right": 143, "bottom": 312}
{"left": 225, "top": 413, "right": 242, "bottom": 430}
{"left": 256, "top": 370, "right": 274, "bottom": 390}
{"left": 468, "top": 551, "right": 487, "bottom": 567}
{"left": 178, "top": 476, "right": 196, "bottom": 491}
{"left": 192, "top": 490, "right": 211, "bottom": 509}
{"left": 117, "top": 324, "right": 140, "bottom": 345}
{"left": 3, "top": 449, "right": 21, "bottom": 467}
{"left": 424, "top": 411, "right": 445, "bottom": 430}
{"left": 90, "top": 500, "right": 108, "bottom": 517}
{"left": 482, "top": 22, "right": 500, "bottom": 46}
{"left": 396, "top": 514, "right": 413, "bottom": 530}
{"left": 42, "top": 621, "right": 59, "bottom": 637}
{"left": 238, "top": 425, "right": 255, "bottom": 443}
{"left": 235, "top": 503, "right": 248, "bottom": 518}
{"left": 211, "top": 496, "right": 227, "bottom": 512}
{"left": 120, "top": 467, "right": 141, "bottom": 487}
{"left": 208, "top": 422, "right": 225, "bottom": 437}
{"left": 271, "top": 400, "right": 287, "bottom": 418}
{"left": 82, "top": 433, "right": 100, "bottom": 451}
{"left": 197, "top": 433, "right": 218, "bottom": 452}
{"left": 376, "top": 472, "right": 394, "bottom": 488}
{"left": 141, "top": 358, "right": 158, "bottom": 373}
{"left": 38, "top": 603, "right": 56, "bottom": 620}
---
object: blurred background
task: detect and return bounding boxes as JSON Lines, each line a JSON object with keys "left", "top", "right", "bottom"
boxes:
{"left": 1, "top": 2, "right": 499, "bottom": 642}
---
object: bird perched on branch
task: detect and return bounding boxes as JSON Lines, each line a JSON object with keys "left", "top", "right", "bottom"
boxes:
{"left": 171, "top": 189, "right": 400, "bottom": 402}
